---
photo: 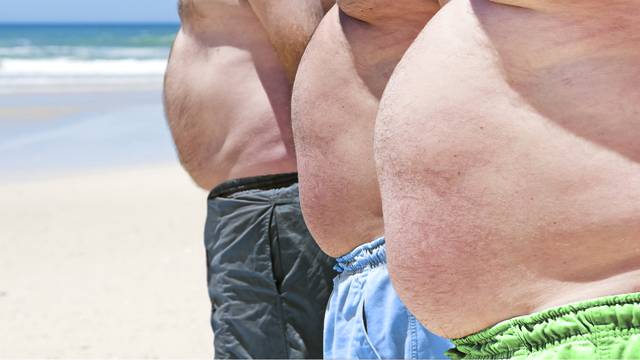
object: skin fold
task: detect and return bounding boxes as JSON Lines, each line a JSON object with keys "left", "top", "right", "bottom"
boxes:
{"left": 375, "top": 0, "right": 640, "bottom": 338}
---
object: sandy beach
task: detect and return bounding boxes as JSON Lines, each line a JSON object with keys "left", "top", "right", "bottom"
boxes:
{"left": 0, "top": 165, "right": 211, "bottom": 358}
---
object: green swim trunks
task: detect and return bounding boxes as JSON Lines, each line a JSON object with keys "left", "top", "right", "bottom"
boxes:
{"left": 448, "top": 293, "right": 640, "bottom": 359}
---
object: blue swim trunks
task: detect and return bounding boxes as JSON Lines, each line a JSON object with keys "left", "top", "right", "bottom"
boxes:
{"left": 324, "top": 237, "right": 453, "bottom": 359}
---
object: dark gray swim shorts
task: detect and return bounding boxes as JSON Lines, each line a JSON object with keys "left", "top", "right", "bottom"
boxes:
{"left": 204, "top": 173, "right": 336, "bottom": 359}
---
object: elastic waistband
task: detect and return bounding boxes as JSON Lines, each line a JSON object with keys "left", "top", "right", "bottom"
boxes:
{"left": 208, "top": 173, "right": 298, "bottom": 199}
{"left": 334, "top": 237, "right": 386, "bottom": 274}
{"left": 449, "top": 292, "right": 640, "bottom": 359}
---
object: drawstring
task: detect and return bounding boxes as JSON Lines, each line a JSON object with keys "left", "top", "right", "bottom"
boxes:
{"left": 334, "top": 237, "right": 386, "bottom": 274}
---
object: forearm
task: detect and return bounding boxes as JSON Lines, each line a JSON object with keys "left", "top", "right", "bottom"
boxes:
{"left": 337, "top": 0, "right": 440, "bottom": 26}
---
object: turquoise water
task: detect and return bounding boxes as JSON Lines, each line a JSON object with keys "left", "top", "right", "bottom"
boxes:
{"left": 0, "top": 23, "right": 180, "bottom": 90}
{"left": 0, "top": 23, "right": 179, "bottom": 59}
{"left": 0, "top": 24, "right": 182, "bottom": 179}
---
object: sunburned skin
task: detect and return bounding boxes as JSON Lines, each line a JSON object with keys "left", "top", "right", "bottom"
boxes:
{"left": 164, "top": 0, "right": 326, "bottom": 190}
{"left": 292, "top": 0, "right": 440, "bottom": 257}
{"left": 375, "top": 0, "right": 640, "bottom": 338}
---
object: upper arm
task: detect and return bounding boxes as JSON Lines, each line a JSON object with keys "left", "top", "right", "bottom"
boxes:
{"left": 247, "top": 0, "right": 329, "bottom": 82}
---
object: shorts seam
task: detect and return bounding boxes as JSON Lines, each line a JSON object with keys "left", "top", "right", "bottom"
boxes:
{"left": 409, "top": 314, "right": 418, "bottom": 359}
{"left": 357, "top": 280, "right": 382, "bottom": 359}
{"left": 267, "top": 204, "right": 290, "bottom": 358}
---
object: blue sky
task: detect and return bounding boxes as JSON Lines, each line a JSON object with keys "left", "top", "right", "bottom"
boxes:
{"left": 0, "top": 0, "right": 180, "bottom": 23}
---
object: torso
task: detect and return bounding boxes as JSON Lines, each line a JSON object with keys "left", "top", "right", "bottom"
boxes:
{"left": 292, "top": 1, "right": 439, "bottom": 256}
{"left": 376, "top": 0, "right": 640, "bottom": 338}
{"left": 164, "top": 0, "right": 297, "bottom": 190}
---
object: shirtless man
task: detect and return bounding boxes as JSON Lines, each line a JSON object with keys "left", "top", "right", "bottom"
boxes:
{"left": 375, "top": 0, "right": 640, "bottom": 358}
{"left": 292, "top": 1, "right": 452, "bottom": 358}
{"left": 163, "top": 1, "right": 335, "bottom": 357}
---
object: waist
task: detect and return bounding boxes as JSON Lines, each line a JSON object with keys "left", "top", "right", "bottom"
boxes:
{"left": 195, "top": 152, "right": 297, "bottom": 191}
{"left": 334, "top": 237, "right": 387, "bottom": 274}
{"left": 209, "top": 173, "right": 299, "bottom": 199}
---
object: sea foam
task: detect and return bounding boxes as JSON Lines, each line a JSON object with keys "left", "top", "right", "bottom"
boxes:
{"left": 0, "top": 58, "right": 167, "bottom": 92}
{"left": 0, "top": 58, "right": 167, "bottom": 76}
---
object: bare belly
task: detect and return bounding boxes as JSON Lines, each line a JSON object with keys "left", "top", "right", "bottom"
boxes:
{"left": 165, "top": 17, "right": 296, "bottom": 190}
{"left": 375, "top": 0, "right": 640, "bottom": 338}
{"left": 292, "top": 8, "right": 386, "bottom": 256}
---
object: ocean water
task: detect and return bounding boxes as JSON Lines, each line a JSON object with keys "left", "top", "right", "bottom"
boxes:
{"left": 0, "top": 24, "right": 182, "bottom": 179}
{"left": 0, "top": 23, "right": 179, "bottom": 91}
